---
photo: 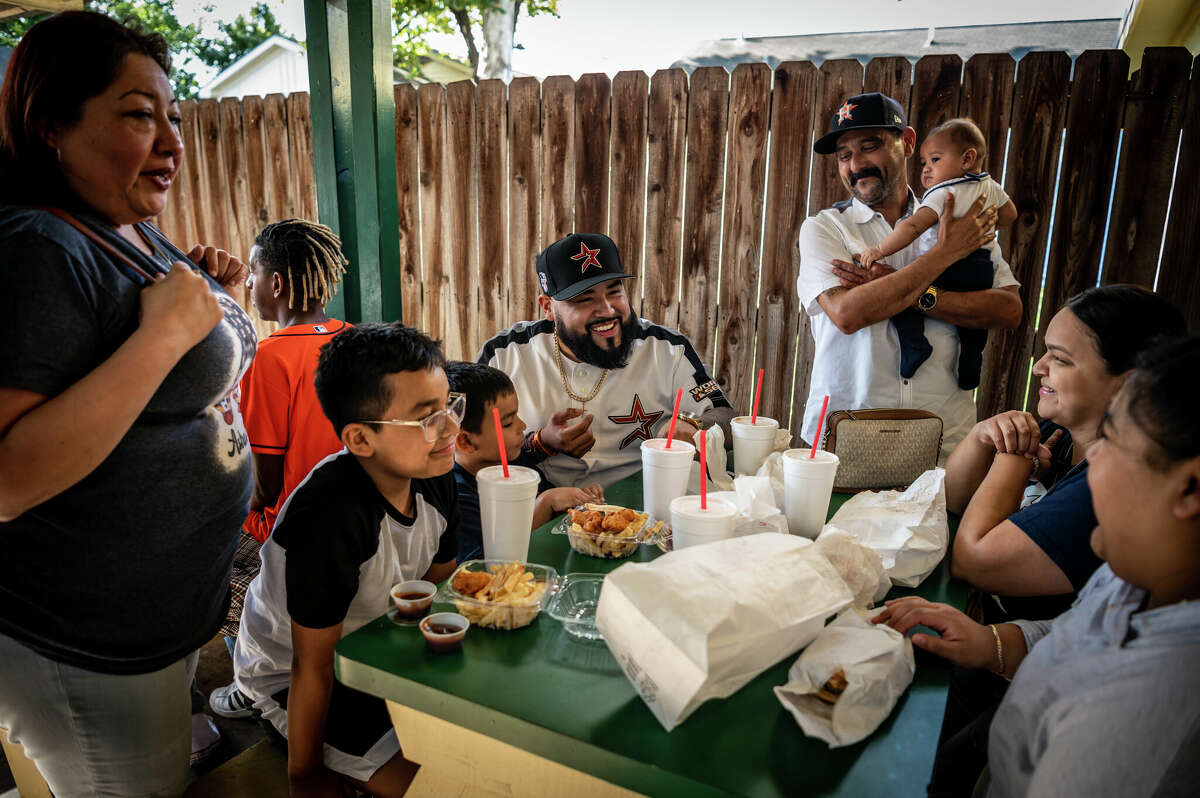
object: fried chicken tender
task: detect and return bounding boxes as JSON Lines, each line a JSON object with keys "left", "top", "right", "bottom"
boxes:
{"left": 601, "top": 508, "right": 636, "bottom": 532}
{"left": 452, "top": 570, "right": 491, "bottom": 595}
{"left": 568, "top": 509, "right": 605, "bottom": 534}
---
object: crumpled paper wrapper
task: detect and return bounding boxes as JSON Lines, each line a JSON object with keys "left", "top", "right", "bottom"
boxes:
{"left": 823, "top": 468, "right": 949, "bottom": 587}
{"left": 813, "top": 529, "right": 891, "bottom": 608}
{"left": 774, "top": 608, "right": 915, "bottom": 747}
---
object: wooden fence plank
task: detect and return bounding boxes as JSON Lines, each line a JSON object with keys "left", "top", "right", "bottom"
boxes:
{"left": 262, "top": 94, "right": 292, "bottom": 222}
{"left": 574, "top": 73, "right": 611, "bottom": 235}
{"left": 642, "top": 69, "right": 688, "bottom": 328}
{"left": 393, "top": 84, "right": 422, "bottom": 330}
{"left": 540, "top": 76, "right": 576, "bottom": 245}
{"left": 1036, "top": 50, "right": 1128, "bottom": 354}
{"left": 679, "top": 66, "right": 729, "bottom": 364}
{"left": 286, "top": 93, "right": 318, "bottom": 224}
{"left": 196, "top": 100, "right": 233, "bottom": 258}
{"left": 1156, "top": 53, "right": 1200, "bottom": 330}
{"left": 863, "top": 56, "right": 912, "bottom": 116}
{"left": 609, "top": 70, "right": 649, "bottom": 287}
{"left": 758, "top": 61, "right": 818, "bottom": 437}
{"left": 809, "top": 59, "right": 863, "bottom": 214}
{"left": 508, "top": 77, "right": 542, "bottom": 325}
{"left": 476, "top": 79, "right": 508, "bottom": 347}
{"left": 417, "top": 83, "right": 448, "bottom": 349}
{"left": 241, "top": 95, "right": 272, "bottom": 234}
{"left": 179, "top": 100, "right": 207, "bottom": 245}
{"left": 961, "top": 53, "right": 1017, "bottom": 406}
{"left": 443, "top": 80, "right": 479, "bottom": 360}
{"left": 980, "top": 52, "right": 1069, "bottom": 418}
{"left": 219, "top": 97, "right": 253, "bottom": 259}
{"left": 1102, "top": 47, "right": 1192, "bottom": 287}
{"left": 714, "top": 63, "right": 771, "bottom": 415}
{"left": 908, "top": 55, "right": 962, "bottom": 192}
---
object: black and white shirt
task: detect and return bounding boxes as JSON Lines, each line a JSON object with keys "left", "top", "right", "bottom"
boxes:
{"left": 478, "top": 318, "right": 730, "bottom": 487}
{"left": 234, "top": 450, "right": 458, "bottom": 702}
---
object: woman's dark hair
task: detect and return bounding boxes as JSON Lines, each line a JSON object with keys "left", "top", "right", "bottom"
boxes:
{"left": 1121, "top": 335, "right": 1200, "bottom": 469}
{"left": 444, "top": 362, "right": 516, "bottom": 434}
{"left": 314, "top": 323, "right": 445, "bottom": 436}
{"left": 1064, "top": 284, "right": 1187, "bottom": 374}
{"left": 0, "top": 11, "right": 172, "bottom": 206}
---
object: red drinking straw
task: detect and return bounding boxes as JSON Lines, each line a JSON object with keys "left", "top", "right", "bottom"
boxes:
{"left": 699, "top": 430, "right": 708, "bottom": 510}
{"left": 810, "top": 395, "right": 830, "bottom": 459}
{"left": 493, "top": 406, "right": 510, "bottom": 478}
{"left": 751, "top": 369, "right": 764, "bottom": 424}
{"left": 665, "top": 388, "right": 684, "bottom": 448}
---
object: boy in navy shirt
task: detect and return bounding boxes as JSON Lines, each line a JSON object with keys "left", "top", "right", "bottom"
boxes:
{"left": 446, "top": 362, "right": 601, "bottom": 560}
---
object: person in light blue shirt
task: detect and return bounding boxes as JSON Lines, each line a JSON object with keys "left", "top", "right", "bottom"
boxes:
{"left": 876, "top": 334, "right": 1200, "bottom": 798}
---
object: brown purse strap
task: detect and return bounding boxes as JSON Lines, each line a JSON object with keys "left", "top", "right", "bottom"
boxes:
{"left": 37, "top": 206, "right": 160, "bottom": 283}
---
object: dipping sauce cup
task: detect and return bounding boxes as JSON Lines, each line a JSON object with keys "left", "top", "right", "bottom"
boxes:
{"left": 390, "top": 580, "right": 437, "bottom": 623}
{"left": 420, "top": 612, "right": 469, "bottom": 653}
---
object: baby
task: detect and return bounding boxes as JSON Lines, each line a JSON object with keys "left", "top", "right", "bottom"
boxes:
{"left": 859, "top": 118, "right": 1018, "bottom": 389}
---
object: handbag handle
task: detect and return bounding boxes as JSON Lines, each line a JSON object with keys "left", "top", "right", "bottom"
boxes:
{"left": 37, "top": 206, "right": 163, "bottom": 283}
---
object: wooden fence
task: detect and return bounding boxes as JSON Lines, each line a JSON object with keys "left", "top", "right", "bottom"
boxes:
{"left": 156, "top": 48, "right": 1200, "bottom": 432}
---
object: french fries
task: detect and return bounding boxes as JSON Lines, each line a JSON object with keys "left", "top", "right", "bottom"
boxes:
{"left": 565, "top": 503, "right": 663, "bottom": 559}
{"left": 451, "top": 562, "right": 547, "bottom": 629}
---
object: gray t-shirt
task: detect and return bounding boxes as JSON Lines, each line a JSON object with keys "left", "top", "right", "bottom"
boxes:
{"left": 0, "top": 206, "right": 255, "bottom": 674}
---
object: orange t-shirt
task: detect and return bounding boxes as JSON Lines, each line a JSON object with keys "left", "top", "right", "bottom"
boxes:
{"left": 239, "top": 320, "right": 349, "bottom": 542}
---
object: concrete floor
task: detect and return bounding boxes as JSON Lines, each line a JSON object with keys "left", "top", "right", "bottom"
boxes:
{"left": 0, "top": 635, "right": 267, "bottom": 793}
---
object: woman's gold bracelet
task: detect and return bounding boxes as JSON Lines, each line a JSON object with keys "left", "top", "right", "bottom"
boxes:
{"left": 989, "top": 623, "right": 1006, "bottom": 676}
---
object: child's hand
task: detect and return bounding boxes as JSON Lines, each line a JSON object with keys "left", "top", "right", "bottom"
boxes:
{"left": 857, "top": 246, "right": 883, "bottom": 270}
{"left": 546, "top": 486, "right": 603, "bottom": 512}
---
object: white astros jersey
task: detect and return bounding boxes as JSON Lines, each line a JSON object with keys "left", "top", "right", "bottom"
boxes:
{"left": 478, "top": 318, "right": 730, "bottom": 488}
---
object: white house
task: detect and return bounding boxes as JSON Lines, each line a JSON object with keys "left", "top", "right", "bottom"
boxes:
{"left": 199, "top": 34, "right": 308, "bottom": 100}
{"left": 197, "top": 34, "right": 474, "bottom": 100}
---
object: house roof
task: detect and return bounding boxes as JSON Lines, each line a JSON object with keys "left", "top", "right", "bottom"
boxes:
{"left": 672, "top": 19, "right": 1123, "bottom": 71}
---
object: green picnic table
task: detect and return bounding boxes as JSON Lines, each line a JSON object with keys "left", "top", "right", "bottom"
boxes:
{"left": 335, "top": 471, "right": 964, "bottom": 797}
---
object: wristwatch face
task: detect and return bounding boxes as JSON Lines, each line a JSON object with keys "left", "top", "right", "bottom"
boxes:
{"left": 918, "top": 288, "right": 937, "bottom": 311}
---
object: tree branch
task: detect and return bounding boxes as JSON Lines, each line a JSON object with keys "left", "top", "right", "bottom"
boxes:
{"left": 452, "top": 8, "right": 479, "bottom": 79}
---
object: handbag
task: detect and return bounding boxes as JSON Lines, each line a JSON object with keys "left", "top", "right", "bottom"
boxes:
{"left": 821, "top": 408, "right": 943, "bottom": 492}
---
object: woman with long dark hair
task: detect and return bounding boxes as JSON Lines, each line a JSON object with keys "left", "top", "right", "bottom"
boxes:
{"left": 0, "top": 12, "right": 254, "bottom": 794}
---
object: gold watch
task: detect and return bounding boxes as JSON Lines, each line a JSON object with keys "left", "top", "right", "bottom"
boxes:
{"left": 677, "top": 410, "right": 706, "bottom": 430}
{"left": 917, "top": 285, "right": 939, "bottom": 312}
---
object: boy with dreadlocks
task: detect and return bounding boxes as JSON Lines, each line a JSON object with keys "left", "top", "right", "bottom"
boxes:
{"left": 209, "top": 219, "right": 351, "bottom": 720}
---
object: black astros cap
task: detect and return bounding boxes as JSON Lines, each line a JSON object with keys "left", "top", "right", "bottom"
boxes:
{"left": 536, "top": 232, "right": 634, "bottom": 300}
{"left": 813, "top": 92, "right": 908, "bottom": 155}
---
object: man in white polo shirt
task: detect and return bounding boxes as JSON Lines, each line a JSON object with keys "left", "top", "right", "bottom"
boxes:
{"left": 797, "top": 92, "right": 1023, "bottom": 457}
{"left": 479, "top": 233, "right": 734, "bottom": 488}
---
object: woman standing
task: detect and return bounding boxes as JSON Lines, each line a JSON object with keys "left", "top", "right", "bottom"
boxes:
{"left": 0, "top": 12, "right": 254, "bottom": 795}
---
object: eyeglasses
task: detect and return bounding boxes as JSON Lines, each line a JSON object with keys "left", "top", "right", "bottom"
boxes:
{"left": 360, "top": 392, "right": 466, "bottom": 442}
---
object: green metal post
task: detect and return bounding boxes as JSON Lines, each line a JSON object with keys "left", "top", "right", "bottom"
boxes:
{"left": 302, "top": 0, "right": 402, "bottom": 323}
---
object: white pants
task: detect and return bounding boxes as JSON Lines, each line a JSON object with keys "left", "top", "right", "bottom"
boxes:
{"left": 0, "top": 632, "right": 197, "bottom": 798}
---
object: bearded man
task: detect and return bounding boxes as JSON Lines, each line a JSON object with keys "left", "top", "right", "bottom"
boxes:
{"left": 478, "top": 233, "right": 733, "bottom": 488}
{"left": 797, "top": 92, "right": 1023, "bottom": 458}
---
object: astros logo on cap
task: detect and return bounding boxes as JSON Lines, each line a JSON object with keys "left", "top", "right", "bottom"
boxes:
{"left": 570, "top": 241, "right": 602, "bottom": 273}
{"left": 836, "top": 101, "right": 857, "bottom": 125}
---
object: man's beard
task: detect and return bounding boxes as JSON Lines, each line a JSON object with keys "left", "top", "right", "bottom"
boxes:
{"left": 556, "top": 312, "right": 638, "bottom": 369}
{"left": 847, "top": 165, "right": 901, "bottom": 208}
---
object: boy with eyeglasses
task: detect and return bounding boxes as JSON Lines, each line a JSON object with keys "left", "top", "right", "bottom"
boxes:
{"left": 232, "top": 323, "right": 460, "bottom": 796}
{"left": 446, "top": 362, "right": 603, "bottom": 561}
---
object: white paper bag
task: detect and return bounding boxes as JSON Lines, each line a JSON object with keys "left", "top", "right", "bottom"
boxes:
{"left": 596, "top": 533, "right": 854, "bottom": 731}
{"left": 823, "top": 468, "right": 948, "bottom": 587}
{"left": 774, "top": 609, "right": 915, "bottom": 747}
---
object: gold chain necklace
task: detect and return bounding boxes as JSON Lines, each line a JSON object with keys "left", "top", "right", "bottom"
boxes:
{"left": 553, "top": 329, "right": 609, "bottom": 409}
